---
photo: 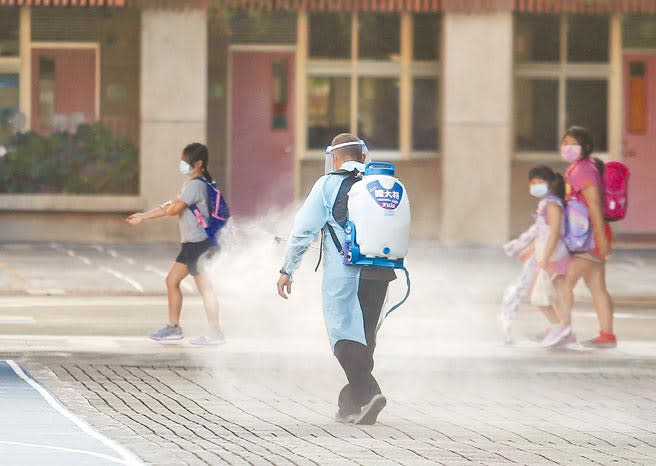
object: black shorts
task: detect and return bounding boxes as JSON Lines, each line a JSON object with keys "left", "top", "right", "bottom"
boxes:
{"left": 175, "top": 238, "right": 213, "bottom": 276}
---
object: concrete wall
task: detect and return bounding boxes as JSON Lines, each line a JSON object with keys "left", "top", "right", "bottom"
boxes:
{"left": 139, "top": 9, "right": 208, "bottom": 241}
{"left": 441, "top": 12, "right": 513, "bottom": 245}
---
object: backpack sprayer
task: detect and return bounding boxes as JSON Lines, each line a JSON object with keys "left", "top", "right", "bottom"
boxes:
{"left": 338, "top": 161, "right": 412, "bottom": 320}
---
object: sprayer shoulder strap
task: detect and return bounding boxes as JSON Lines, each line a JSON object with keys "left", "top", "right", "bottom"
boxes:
{"left": 326, "top": 169, "right": 361, "bottom": 253}
{"left": 330, "top": 170, "right": 361, "bottom": 227}
{"left": 324, "top": 223, "right": 343, "bottom": 255}
{"left": 314, "top": 170, "right": 360, "bottom": 271}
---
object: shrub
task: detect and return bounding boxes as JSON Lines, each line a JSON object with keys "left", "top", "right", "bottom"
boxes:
{"left": 0, "top": 122, "right": 138, "bottom": 194}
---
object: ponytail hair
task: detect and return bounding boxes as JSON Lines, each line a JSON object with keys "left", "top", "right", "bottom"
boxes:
{"left": 183, "top": 142, "right": 213, "bottom": 182}
{"left": 592, "top": 157, "right": 605, "bottom": 178}
{"left": 528, "top": 164, "right": 566, "bottom": 202}
{"left": 552, "top": 173, "right": 565, "bottom": 201}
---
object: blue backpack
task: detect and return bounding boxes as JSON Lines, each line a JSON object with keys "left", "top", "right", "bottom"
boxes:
{"left": 188, "top": 177, "right": 230, "bottom": 245}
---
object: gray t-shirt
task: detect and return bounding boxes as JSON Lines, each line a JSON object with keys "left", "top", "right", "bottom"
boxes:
{"left": 179, "top": 179, "right": 209, "bottom": 243}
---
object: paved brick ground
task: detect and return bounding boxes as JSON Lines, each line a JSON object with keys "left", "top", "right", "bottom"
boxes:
{"left": 27, "top": 361, "right": 656, "bottom": 466}
{"left": 4, "top": 242, "right": 656, "bottom": 465}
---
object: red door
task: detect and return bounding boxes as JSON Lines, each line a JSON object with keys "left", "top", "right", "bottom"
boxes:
{"left": 31, "top": 48, "right": 97, "bottom": 134}
{"left": 622, "top": 54, "right": 656, "bottom": 233}
{"left": 230, "top": 51, "right": 295, "bottom": 217}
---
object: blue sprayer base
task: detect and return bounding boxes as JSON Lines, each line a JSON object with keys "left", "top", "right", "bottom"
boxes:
{"left": 342, "top": 221, "right": 405, "bottom": 270}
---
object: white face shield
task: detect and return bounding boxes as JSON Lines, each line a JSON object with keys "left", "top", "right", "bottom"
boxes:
{"left": 324, "top": 140, "right": 370, "bottom": 174}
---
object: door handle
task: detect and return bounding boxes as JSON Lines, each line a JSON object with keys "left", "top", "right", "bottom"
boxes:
{"left": 284, "top": 145, "right": 293, "bottom": 155}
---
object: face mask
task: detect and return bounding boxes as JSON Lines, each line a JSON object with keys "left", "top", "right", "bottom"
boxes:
{"left": 179, "top": 160, "right": 191, "bottom": 175}
{"left": 561, "top": 144, "right": 582, "bottom": 163}
{"left": 530, "top": 183, "right": 549, "bottom": 198}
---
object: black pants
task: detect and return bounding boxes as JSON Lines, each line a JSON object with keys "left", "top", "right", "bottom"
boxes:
{"left": 334, "top": 277, "right": 390, "bottom": 416}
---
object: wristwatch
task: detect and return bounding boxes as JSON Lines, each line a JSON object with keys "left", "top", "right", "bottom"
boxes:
{"left": 279, "top": 268, "right": 291, "bottom": 277}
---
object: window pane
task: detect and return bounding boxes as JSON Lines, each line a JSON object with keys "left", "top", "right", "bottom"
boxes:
{"left": 0, "top": 9, "right": 19, "bottom": 57}
{"left": 413, "top": 78, "right": 439, "bottom": 151}
{"left": 359, "top": 14, "right": 400, "bottom": 60}
{"left": 514, "top": 14, "right": 560, "bottom": 63}
{"left": 309, "top": 13, "right": 351, "bottom": 59}
{"left": 568, "top": 15, "right": 609, "bottom": 63}
{"left": 229, "top": 11, "right": 297, "bottom": 45}
{"left": 308, "top": 77, "right": 350, "bottom": 149}
{"left": 413, "top": 14, "right": 440, "bottom": 61}
{"left": 566, "top": 80, "right": 608, "bottom": 151}
{"left": 358, "top": 78, "right": 399, "bottom": 149}
{"left": 515, "top": 79, "right": 558, "bottom": 151}
{"left": 0, "top": 74, "right": 19, "bottom": 145}
{"left": 624, "top": 15, "right": 656, "bottom": 48}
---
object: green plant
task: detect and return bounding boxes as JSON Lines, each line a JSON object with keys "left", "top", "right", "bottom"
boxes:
{"left": 0, "top": 122, "right": 138, "bottom": 194}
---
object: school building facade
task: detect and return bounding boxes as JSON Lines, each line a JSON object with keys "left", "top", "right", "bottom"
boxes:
{"left": 0, "top": 1, "right": 655, "bottom": 245}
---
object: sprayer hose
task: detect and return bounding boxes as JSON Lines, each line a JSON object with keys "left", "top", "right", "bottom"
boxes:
{"left": 385, "top": 266, "right": 411, "bottom": 318}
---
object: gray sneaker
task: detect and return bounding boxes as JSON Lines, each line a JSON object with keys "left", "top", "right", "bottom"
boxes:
{"left": 335, "top": 411, "right": 358, "bottom": 424}
{"left": 190, "top": 331, "right": 226, "bottom": 346}
{"left": 354, "top": 394, "right": 387, "bottom": 425}
{"left": 150, "top": 324, "right": 183, "bottom": 341}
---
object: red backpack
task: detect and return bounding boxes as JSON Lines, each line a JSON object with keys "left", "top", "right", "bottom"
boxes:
{"left": 596, "top": 160, "right": 630, "bottom": 222}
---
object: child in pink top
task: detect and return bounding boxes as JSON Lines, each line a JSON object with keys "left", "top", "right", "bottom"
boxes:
{"left": 565, "top": 157, "right": 614, "bottom": 261}
{"left": 556, "top": 126, "right": 616, "bottom": 349}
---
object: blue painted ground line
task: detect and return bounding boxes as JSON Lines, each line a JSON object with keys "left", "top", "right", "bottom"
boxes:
{"left": 0, "top": 360, "right": 144, "bottom": 466}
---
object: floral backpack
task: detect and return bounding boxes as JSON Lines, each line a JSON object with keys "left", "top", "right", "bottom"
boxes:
{"left": 563, "top": 195, "right": 595, "bottom": 253}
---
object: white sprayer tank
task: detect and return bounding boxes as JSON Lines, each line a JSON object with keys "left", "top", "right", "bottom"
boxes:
{"left": 347, "top": 163, "right": 411, "bottom": 260}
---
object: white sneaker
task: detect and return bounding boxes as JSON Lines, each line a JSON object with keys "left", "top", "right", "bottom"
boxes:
{"left": 555, "top": 332, "right": 578, "bottom": 350}
{"left": 190, "top": 331, "right": 226, "bottom": 346}
{"left": 541, "top": 324, "right": 572, "bottom": 347}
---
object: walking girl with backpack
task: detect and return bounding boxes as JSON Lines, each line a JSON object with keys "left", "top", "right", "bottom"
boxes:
{"left": 126, "top": 143, "right": 226, "bottom": 345}
{"left": 501, "top": 165, "right": 571, "bottom": 345}
{"left": 551, "top": 126, "right": 618, "bottom": 348}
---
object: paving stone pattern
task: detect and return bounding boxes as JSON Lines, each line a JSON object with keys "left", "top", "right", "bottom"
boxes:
{"left": 30, "top": 363, "right": 656, "bottom": 466}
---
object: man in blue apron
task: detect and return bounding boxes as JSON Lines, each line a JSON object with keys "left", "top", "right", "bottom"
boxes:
{"left": 277, "top": 133, "right": 395, "bottom": 425}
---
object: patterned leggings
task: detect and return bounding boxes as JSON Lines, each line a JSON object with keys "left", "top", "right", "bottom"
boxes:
{"left": 500, "top": 255, "right": 537, "bottom": 335}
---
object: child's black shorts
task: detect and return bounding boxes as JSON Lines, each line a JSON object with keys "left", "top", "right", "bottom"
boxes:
{"left": 175, "top": 238, "right": 214, "bottom": 276}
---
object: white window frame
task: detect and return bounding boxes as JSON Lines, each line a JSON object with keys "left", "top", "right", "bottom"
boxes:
{"left": 514, "top": 13, "right": 617, "bottom": 162}
{"left": 301, "top": 11, "right": 441, "bottom": 161}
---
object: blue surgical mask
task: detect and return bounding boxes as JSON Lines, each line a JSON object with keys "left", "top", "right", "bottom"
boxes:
{"left": 530, "top": 183, "right": 549, "bottom": 198}
{"left": 179, "top": 160, "right": 191, "bottom": 175}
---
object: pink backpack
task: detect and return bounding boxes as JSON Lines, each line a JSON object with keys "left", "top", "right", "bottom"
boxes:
{"left": 601, "top": 161, "right": 630, "bottom": 222}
